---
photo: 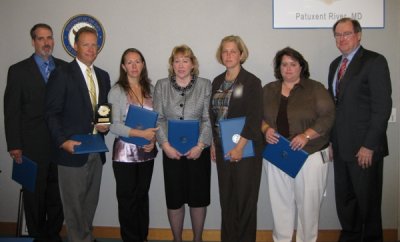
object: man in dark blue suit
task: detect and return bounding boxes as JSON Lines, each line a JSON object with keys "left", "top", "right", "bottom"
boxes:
{"left": 45, "top": 27, "right": 111, "bottom": 242}
{"left": 328, "top": 18, "right": 392, "bottom": 242}
{"left": 4, "top": 23, "right": 66, "bottom": 242}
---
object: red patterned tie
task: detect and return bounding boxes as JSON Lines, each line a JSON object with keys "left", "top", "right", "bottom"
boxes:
{"left": 336, "top": 57, "right": 348, "bottom": 96}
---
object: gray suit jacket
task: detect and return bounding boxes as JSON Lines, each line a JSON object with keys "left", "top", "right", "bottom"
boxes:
{"left": 153, "top": 76, "right": 212, "bottom": 146}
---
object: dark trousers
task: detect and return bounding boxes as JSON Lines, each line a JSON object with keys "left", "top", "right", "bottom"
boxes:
{"left": 333, "top": 152, "right": 384, "bottom": 242}
{"left": 23, "top": 160, "right": 63, "bottom": 242}
{"left": 215, "top": 145, "right": 263, "bottom": 242}
{"left": 113, "top": 160, "right": 154, "bottom": 242}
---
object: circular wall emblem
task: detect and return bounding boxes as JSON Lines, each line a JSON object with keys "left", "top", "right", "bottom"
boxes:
{"left": 62, "top": 14, "right": 105, "bottom": 57}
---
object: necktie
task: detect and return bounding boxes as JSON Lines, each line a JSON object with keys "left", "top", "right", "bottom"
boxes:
{"left": 44, "top": 61, "right": 50, "bottom": 82}
{"left": 86, "top": 67, "right": 97, "bottom": 111}
{"left": 335, "top": 57, "right": 348, "bottom": 96}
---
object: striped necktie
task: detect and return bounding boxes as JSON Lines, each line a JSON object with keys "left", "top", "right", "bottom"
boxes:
{"left": 335, "top": 57, "right": 348, "bottom": 96}
{"left": 44, "top": 61, "right": 50, "bottom": 82}
{"left": 86, "top": 67, "right": 97, "bottom": 111}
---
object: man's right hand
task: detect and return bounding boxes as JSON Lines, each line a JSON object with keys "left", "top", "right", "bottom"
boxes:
{"left": 61, "top": 140, "right": 82, "bottom": 154}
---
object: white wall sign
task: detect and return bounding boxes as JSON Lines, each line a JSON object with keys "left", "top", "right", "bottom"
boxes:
{"left": 273, "top": 0, "right": 384, "bottom": 29}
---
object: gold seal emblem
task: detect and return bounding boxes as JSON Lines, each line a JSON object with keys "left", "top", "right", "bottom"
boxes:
{"left": 62, "top": 14, "right": 105, "bottom": 57}
{"left": 98, "top": 105, "right": 110, "bottom": 116}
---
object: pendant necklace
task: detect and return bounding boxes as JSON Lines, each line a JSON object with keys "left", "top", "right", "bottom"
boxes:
{"left": 130, "top": 86, "right": 144, "bottom": 107}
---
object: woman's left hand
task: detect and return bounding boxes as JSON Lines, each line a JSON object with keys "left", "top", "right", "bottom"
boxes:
{"left": 290, "top": 134, "right": 308, "bottom": 151}
{"left": 210, "top": 143, "right": 216, "bottom": 162}
{"left": 143, "top": 142, "right": 155, "bottom": 153}
{"left": 226, "top": 146, "right": 243, "bottom": 162}
{"left": 185, "top": 145, "right": 203, "bottom": 160}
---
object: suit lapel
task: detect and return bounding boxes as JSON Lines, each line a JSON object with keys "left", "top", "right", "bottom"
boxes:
{"left": 337, "top": 47, "right": 364, "bottom": 100}
{"left": 28, "top": 56, "right": 46, "bottom": 87}
{"left": 329, "top": 57, "right": 340, "bottom": 93}
{"left": 94, "top": 67, "right": 105, "bottom": 104}
{"left": 227, "top": 68, "right": 247, "bottom": 111}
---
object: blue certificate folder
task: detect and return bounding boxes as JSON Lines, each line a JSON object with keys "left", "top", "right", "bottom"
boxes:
{"left": 12, "top": 156, "right": 37, "bottom": 193}
{"left": 71, "top": 134, "right": 109, "bottom": 154}
{"left": 120, "top": 105, "right": 158, "bottom": 146}
{"left": 168, "top": 120, "right": 199, "bottom": 154}
{"left": 219, "top": 117, "right": 254, "bottom": 161}
{"left": 263, "top": 135, "right": 309, "bottom": 178}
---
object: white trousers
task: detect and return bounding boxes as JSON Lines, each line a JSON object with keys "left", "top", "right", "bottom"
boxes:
{"left": 265, "top": 149, "right": 329, "bottom": 242}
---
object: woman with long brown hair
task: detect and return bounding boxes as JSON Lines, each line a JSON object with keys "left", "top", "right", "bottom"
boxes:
{"left": 108, "top": 48, "right": 158, "bottom": 242}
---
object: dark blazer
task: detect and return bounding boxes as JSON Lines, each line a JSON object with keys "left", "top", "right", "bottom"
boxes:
{"left": 45, "top": 59, "right": 111, "bottom": 167}
{"left": 210, "top": 67, "right": 264, "bottom": 149}
{"left": 4, "top": 55, "right": 67, "bottom": 162}
{"left": 328, "top": 46, "right": 392, "bottom": 161}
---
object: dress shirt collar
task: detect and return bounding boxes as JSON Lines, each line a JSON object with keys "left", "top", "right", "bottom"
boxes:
{"left": 33, "top": 53, "right": 54, "bottom": 66}
{"left": 75, "top": 58, "right": 94, "bottom": 73}
{"left": 342, "top": 44, "right": 361, "bottom": 63}
{"left": 33, "top": 54, "right": 55, "bottom": 76}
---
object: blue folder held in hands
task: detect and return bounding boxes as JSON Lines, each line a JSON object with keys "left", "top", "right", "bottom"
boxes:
{"left": 219, "top": 117, "right": 255, "bottom": 161}
{"left": 12, "top": 156, "right": 37, "bottom": 193}
{"left": 71, "top": 134, "right": 109, "bottom": 154}
{"left": 168, "top": 120, "right": 199, "bottom": 154}
{"left": 121, "top": 105, "right": 158, "bottom": 146}
{"left": 263, "top": 135, "right": 309, "bottom": 178}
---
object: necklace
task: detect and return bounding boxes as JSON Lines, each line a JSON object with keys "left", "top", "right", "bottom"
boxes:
{"left": 282, "top": 82, "right": 295, "bottom": 90}
{"left": 220, "top": 78, "right": 237, "bottom": 93}
{"left": 171, "top": 75, "right": 196, "bottom": 92}
{"left": 129, "top": 86, "right": 144, "bottom": 107}
{"left": 281, "top": 81, "right": 298, "bottom": 97}
{"left": 225, "top": 67, "right": 240, "bottom": 81}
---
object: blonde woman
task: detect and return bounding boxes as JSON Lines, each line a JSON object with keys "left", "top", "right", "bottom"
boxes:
{"left": 153, "top": 45, "right": 212, "bottom": 242}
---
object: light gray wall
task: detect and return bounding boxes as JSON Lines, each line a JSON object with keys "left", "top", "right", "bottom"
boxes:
{"left": 0, "top": 0, "right": 398, "bottom": 230}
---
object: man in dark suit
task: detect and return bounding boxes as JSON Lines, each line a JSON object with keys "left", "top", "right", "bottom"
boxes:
{"left": 4, "top": 23, "right": 66, "bottom": 242}
{"left": 328, "top": 18, "right": 392, "bottom": 242}
{"left": 45, "top": 26, "right": 111, "bottom": 242}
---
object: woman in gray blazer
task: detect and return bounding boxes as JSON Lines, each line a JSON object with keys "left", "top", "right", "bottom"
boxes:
{"left": 153, "top": 45, "right": 212, "bottom": 242}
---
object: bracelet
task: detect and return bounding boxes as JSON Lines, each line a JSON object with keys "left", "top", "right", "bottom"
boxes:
{"left": 303, "top": 133, "right": 311, "bottom": 141}
{"left": 197, "top": 145, "right": 204, "bottom": 151}
{"left": 262, "top": 123, "right": 270, "bottom": 133}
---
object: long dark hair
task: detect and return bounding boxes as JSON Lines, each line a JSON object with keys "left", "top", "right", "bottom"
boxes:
{"left": 273, "top": 47, "right": 310, "bottom": 80}
{"left": 116, "top": 48, "right": 151, "bottom": 98}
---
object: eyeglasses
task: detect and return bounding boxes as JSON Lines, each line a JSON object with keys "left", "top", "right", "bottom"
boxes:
{"left": 334, "top": 32, "right": 355, "bottom": 39}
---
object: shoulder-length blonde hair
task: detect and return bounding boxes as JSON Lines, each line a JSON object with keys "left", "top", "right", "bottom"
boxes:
{"left": 168, "top": 45, "right": 199, "bottom": 77}
{"left": 215, "top": 35, "right": 249, "bottom": 65}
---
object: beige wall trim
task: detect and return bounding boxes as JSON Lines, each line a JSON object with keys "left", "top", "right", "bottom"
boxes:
{"left": 0, "top": 222, "right": 397, "bottom": 241}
